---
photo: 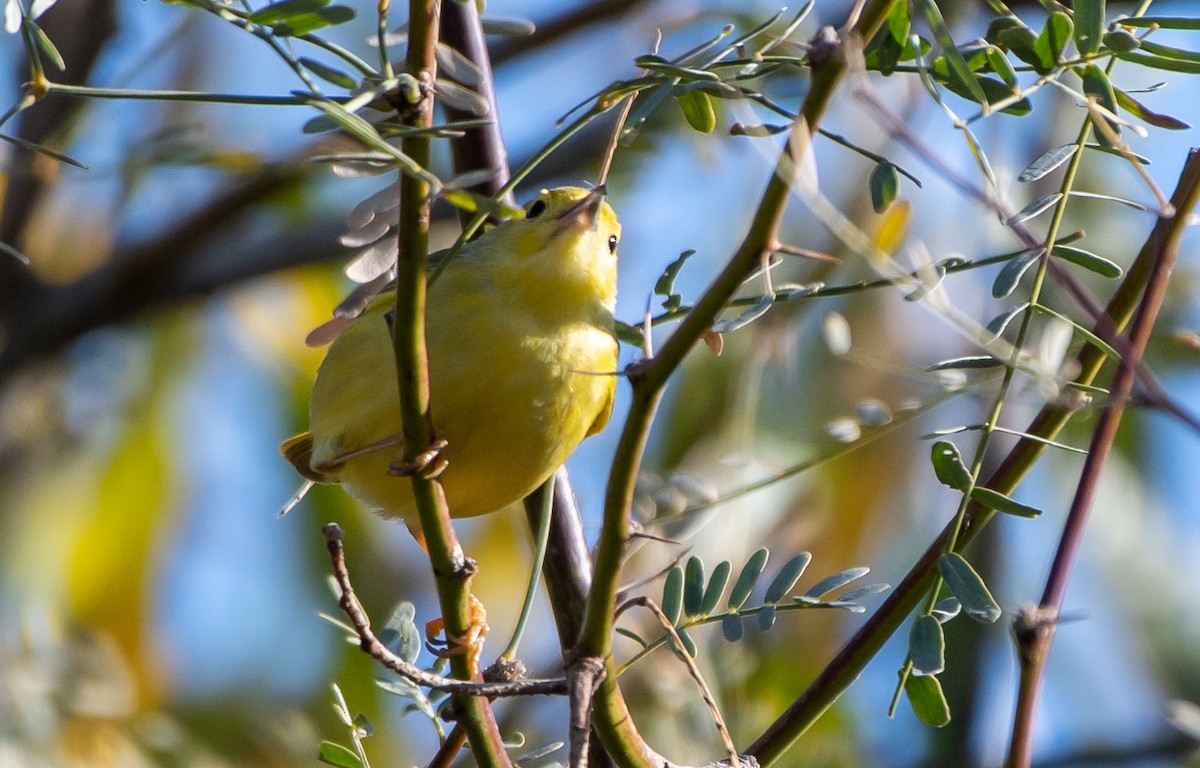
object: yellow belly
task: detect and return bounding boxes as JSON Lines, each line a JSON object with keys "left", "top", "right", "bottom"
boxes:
{"left": 308, "top": 296, "right": 616, "bottom": 522}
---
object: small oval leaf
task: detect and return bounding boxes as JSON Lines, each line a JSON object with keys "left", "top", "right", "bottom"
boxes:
{"left": 676, "top": 89, "right": 717, "bottom": 133}
{"left": 905, "top": 674, "right": 951, "bottom": 727}
{"left": 729, "top": 548, "right": 769, "bottom": 610}
{"left": 909, "top": 615, "right": 946, "bottom": 676}
{"left": 802, "top": 566, "right": 869, "bottom": 600}
{"left": 1005, "top": 193, "right": 1062, "bottom": 226}
{"left": 683, "top": 556, "right": 705, "bottom": 617}
{"left": 662, "top": 565, "right": 684, "bottom": 625}
{"left": 1018, "top": 144, "right": 1077, "bottom": 182}
{"left": 938, "top": 553, "right": 1002, "bottom": 623}
{"left": 700, "top": 560, "right": 732, "bottom": 616}
{"left": 930, "top": 440, "right": 973, "bottom": 490}
{"left": 721, "top": 613, "right": 744, "bottom": 642}
{"left": 870, "top": 162, "right": 900, "bottom": 213}
{"left": 1052, "top": 245, "right": 1123, "bottom": 278}
{"left": 765, "top": 553, "right": 813, "bottom": 604}
{"left": 970, "top": 486, "right": 1043, "bottom": 518}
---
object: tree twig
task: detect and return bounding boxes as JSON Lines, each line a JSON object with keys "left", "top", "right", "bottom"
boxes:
{"left": 323, "top": 524, "right": 567, "bottom": 697}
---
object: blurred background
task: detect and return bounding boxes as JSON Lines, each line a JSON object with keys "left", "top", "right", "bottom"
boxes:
{"left": 1, "top": 0, "right": 1199, "bottom": 766}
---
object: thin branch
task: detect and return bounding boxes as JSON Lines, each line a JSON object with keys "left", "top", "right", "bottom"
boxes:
{"left": 574, "top": 5, "right": 901, "bottom": 767}
{"left": 616, "top": 597, "right": 745, "bottom": 768}
{"left": 1004, "top": 146, "right": 1199, "bottom": 768}
{"left": 392, "top": 1, "right": 511, "bottom": 765}
{"left": 745, "top": 148, "right": 1200, "bottom": 767}
{"left": 323, "top": 525, "right": 567, "bottom": 697}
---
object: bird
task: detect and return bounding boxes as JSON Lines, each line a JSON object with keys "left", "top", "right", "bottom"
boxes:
{"left": 281, "top": 185, "right": 620, "bottom": 534}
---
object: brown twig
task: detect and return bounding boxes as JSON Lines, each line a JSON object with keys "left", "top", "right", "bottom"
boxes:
{"left": 616, "top": 597, "right": 744, "bottom": 768}
{"left": 323, "top": 524, "right": 567, "bottom": 697}
{"left": 1004, "top": 148, "right": 1199, "bottom": 768}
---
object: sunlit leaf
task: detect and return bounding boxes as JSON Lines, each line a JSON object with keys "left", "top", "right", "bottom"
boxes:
{"left": 1032, "top": 11, "right": 1072, "bottom": 67}
{"left": 1081, "top": 64, "right": 1120, "bottom": 144}
{"left": 970, "top": 486, "right": 1043, "bottom": 518}
{"left": 802, "top": 566, "right": 869, "bottom": 600}
{"left": 318, "top": 741, "right": 362, "bottom": 768}
{"left": 1052, "top": 245, "right": 1122, "bottom": 278}
{"left": 906, "top": 674, "right": 951, "bottom": 727}
{"left": 683, "top": 556, "right": 705, "bottom": 617}
{"left": 1074, "top": 0, "right": 1104, "bottom": 56}
{"left": 676, "top": 89, "right": 717, "bottom": 133}
{"left": 909, "top": 615, "right": 946, "bottom": 676}
{"left": 662, "top": 565, "right": 683, "bottom": 625}
{"left": 938, "top": 553, "right": 1001, "bottom": 623}
{"left": 700, "top": 561, "right": 732, "bottom": 616}
{"left": 985, "top": 302, "right": 1030, "bottom": 340}
{"left": 930, "top": 440, "right": 972, "bottom": 490}
{"left": 870, "top": 162, "right": 900, "bottom": 212}
{"left": 729, "top": 548, "right": 769, "bottom": 610}
{"left": 1114, "top": 89, "right": 1191, "bottom": 130}
{"left": 923, "top": 0, "right": 986, "bottom": 103}
{"left": 1018, "top": 144, "right": 1077, "bottom": 182}
{"left": 1005, "top": 193, "right": 1061, "bottom": 225}
{"left": 1116, "top": 50, "right": 1200, "bottom": 73}
{"left": 765, "top": 553, "right": 812, "bottom": 603}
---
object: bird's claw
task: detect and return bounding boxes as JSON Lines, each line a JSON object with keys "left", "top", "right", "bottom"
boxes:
{"left": 424, "top": 596, "right": 489, "bottom": 679}
{"left": 389, "top": 438, "right": 450, "bottom": 479}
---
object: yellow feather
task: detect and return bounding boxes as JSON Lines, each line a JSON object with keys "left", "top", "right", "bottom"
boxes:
{"left": 284, "top": 187, "right": 620, "bottom": 523}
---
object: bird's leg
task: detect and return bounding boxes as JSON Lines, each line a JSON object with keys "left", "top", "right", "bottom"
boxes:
{"left": 424, "top": 596, "right": 489, "bottom": 680}
{"left": 388, "top": 437, "right": 449, "bottom": 479}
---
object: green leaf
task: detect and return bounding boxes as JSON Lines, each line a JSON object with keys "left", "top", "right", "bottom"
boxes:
{"left": 870, "top": 162, "right": 900, "bottom": 213}
{"left": 676, "top": 89, "right": 717, "bottom": 133}
{"left": 930, "top": 440, "right": 972, "bottom": 490}
{"left": 318, "top": 741, "right": 363, "bottom": 768}
{"left": 683, "top": 556, "right": 705, "bottom": 617}
{"left": 480, "top": 17, "right": 536, "bottom": 36}
{"left": 615, "top": 627, "right": 648, "bottom": 647}
{"left": 1052, "top": 245, "right": 1123, "bottom": 278}
{"left": 1081, "top": 64, "right": 1120, "bottom": 145}
{"left": 1033, "top": 11, "right": 1073, "bottom": 67}
{"left": 764, "top": 553, "right": 812, "bottom": 603}
{"left": 984, "top": 45, "right": 1017, "bottom": 87}
{"left": 1018, "top": 144, "right": 1077, "bottom": 182}
{"left": 1118, "top": 16, "right": 1200, "bottom": 30}
{"left": 985, "top": 302, "right": 1030, "bottom": 339}
{"left": 998, "top": 23, "right": 1048, "bottom": 72}
{"left": 925, "top": 356, "right": 1004, "bottom": 371}
{"left": 0, "top": 133, "right": 89, "bottom": 169}
{"left": 1074, "top": 0, "right": 1105, "bottom": 56}
{"left": 1102, "top": 30, "right": 1139, "bottom": 53}
{"left": 970, "top": 486, "right": 1043, "bottom": 518}
{"left": 711, "top": 294, "right": 772, "bottom": 333}
{"left": 1114, "top": 89, "right": 1192, "bottom": 130}
{"left": 802, "top": 566, "right": 869, "bottom": 600}
{"left": 938, "top": 553, "right": 1002, "bottom": 623}
{"left": 250, "top": 0, "right": 329, "bottom": 24}
{"left": 662, "top": 565, "right": 684, "bottom": 625}
{"left": 30, "top": 21, "right": 65, "bottom": 71}
{"left": 909, "top": 615, "right": 946, "bottom": 676}
{"left": 299, "top": 57, "right": 357, "bottom": 89}
{"left": 378, "top": 601, "right": 421, "bottom": 664}
{"left": 1116, "top": 50, "right": 1200, "bottom": 74}
{"left": 1005, "top": 193, "right": 1062, "bottom": 226}
{"left": 756, "top": 604, "right": 777, "bottom": 631}
{"left": 273, "top": 6, "right": 354, "bottom": 36}
{"left": 923, "top": 0, "right": 987, "bottom": 104}
{"left": 905, "top": 674, "right": 951, "bottom": 727}
{"left": 931, "top": 597, "right": 961, "bottom": 623}
{"left": 728, "top": 548, "right": 769, "bottom": 610}
{"left": 700, "top": 560, "right": 732, "bottom": 616}
{"left": 721, "top": 613, "right": 744, "bottom": 642}
{"left": 654, "top": 250, "right": 695, "bottom": 311}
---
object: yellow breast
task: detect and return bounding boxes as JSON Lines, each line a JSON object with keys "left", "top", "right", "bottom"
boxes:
{"left": 300, "top": 186, "right": 620, "bottom": 524}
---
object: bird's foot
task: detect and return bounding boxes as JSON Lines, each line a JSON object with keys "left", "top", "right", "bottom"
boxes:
{"left": 389, "top": 438, "right": 449, "bottom": 480}
{"left": 424, "top": 596, "right": 489, "bottom": 679}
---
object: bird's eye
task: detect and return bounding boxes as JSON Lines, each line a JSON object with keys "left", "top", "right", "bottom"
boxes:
{"left": 608, "top": 235, "right": 619, "bottom": 254}
{"left": 526, "top": 199, "right": 547, "bottom": 219}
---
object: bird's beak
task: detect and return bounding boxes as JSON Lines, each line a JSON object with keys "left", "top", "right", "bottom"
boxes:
{"left": 555, "top": 185, "right": 607, "bottom": 233}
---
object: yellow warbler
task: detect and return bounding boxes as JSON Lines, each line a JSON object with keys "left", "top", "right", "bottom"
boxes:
{"left": 281, "top": 186, "right": 620, "bottom": 526}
